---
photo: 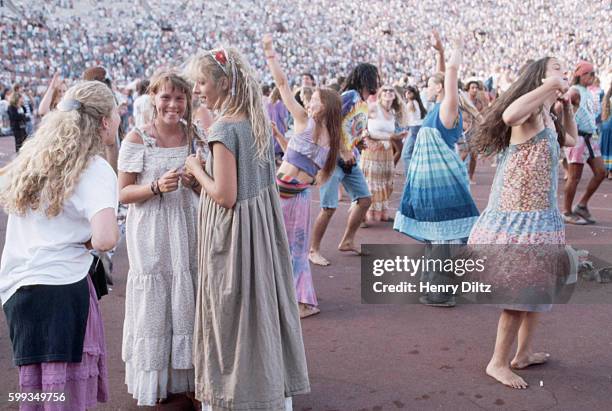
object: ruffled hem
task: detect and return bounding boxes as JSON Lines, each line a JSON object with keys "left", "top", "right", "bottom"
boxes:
{"left": 126, "top": 268, "right": 195, "bottom": 282}
{"left": 468, "top": 227, "right": 565, "bottom": 245}
{"left": 197, "top": 385, "right": 308, "bottom": 411}
{"left": 18, "top": 277, "right": 109, "bottom": 410}
{"left": 20, "top": 351, "right": 106, "bottom": 387}
{"left": 369, "top": 200, "right": 391, "bottom": 213}
{"left": 394, "top": 211, "right": 478, "bottom": 242}
{"left": 125, "top": 360, "right": 195, "bottom": 406}
{"left": 118, "top": 163, "right": 144, "bottom": 173}
{"left": 469, "top": 209, "right": 564, "bottom": 237}
{"left": 118, "top": 141, "right": 145, "bottom": 173}
{"left": 122, "top": 333, "right": 194, "bottom": 370}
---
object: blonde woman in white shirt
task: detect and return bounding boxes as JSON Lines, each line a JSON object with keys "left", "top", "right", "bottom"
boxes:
{"left": 0, "top": 81, "right": 120, "bottom": 411}
{"left": 361, "top": 85, "right": 408, "bottom": 223}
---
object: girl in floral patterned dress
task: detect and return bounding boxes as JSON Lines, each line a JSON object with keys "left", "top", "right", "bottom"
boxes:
{"left": 469, "top": 57, "right": 577, "bottom": 389}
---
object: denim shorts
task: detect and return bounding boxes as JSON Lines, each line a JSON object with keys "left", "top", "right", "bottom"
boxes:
{"left": 319, "top": 163, "right": 371, "bottom": 208}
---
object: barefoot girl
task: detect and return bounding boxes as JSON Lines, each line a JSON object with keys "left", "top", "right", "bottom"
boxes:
{"left": 469, "top": 57, "right": 577, "bottom": 389}
{"left": 263, "top": 34, "right": 342, "bottom": 318}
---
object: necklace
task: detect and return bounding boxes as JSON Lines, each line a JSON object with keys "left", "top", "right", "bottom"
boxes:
{"left": 380, "top": 103, "right": 393, "bottom": 117}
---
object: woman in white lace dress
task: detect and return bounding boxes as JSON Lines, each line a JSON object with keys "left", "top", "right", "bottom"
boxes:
{"left": 117, "top": 71, "right": 200, "bottom": 406}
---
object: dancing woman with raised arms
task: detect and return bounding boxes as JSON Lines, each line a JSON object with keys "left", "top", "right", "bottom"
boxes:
{"left": 263, "top": 33, "right": 342, "bottom": 319}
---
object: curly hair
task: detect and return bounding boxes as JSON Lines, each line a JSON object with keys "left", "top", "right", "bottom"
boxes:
{"left": 0, "top": 81, "right": 116, "bottom": 217}
{"left": 184, "top": 47, "right": 271, "bottom": 161}
{"left": 342, "top": 63, "right": 380, "bottom": 97}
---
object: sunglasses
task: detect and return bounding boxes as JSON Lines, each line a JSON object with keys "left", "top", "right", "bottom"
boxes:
{"left": 381, "top": 89, "right": 395, "bottom": 93}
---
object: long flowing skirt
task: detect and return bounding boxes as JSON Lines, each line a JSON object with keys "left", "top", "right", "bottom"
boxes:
{"left": 394, "top": 127, "right": 479, "bottom": 241}
{"left": 194, "top": 185, "right": 310, "bottom": 410}
{"left": 280, "top": 186, "right": 318, "bottom": 306}
{"left": 361, "top": 139, "right": 394, "bottom": 218}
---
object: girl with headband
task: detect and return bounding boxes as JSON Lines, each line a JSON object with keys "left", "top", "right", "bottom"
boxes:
{"left": 184, "top": 46, "right": 310, "bottom": 410}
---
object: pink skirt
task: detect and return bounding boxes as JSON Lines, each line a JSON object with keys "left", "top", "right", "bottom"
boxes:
{"left": 18, "top": 276, "right": 109, "bottom": 411}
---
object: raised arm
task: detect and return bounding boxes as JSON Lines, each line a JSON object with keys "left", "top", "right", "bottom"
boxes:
{"left": 38, "top": 73, "right": 61, "bottom": 117}
{"left": 262, "top": 34, "right": 308, "bottom": 128}
{"left": 432, "top": 30, "right": 445, "bottom": 74}
{"left": 439, "top": 37, "right": 461, "bottom": 129}
{"left": 502, "top": 76, "right": 568, "bottom": 127}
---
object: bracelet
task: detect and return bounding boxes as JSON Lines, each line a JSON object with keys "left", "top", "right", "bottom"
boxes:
{"left": 265, "top": 54, "right": 276, "bottom": 59}
{"left": 156, "top": 179, "right": 163, "bottom": 197}
{"left": 150, "top": 180, "right": 157, "bottom": 195}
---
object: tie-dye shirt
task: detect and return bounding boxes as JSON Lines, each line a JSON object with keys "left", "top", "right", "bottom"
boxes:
{"left": 340, "top": 90, "right": 369, "bottom": 151}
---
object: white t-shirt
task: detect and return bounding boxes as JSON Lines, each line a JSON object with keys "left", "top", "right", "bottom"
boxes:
{"left": 0, "top": 156, "right": 118, "bottom": 305}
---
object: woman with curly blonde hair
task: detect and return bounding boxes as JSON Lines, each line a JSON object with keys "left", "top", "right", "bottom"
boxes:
{"left": 0, "top": 80, "right": 120, "bottom": 410}
{"left": 184, "top": 46, "right": 310, "bottom": 410}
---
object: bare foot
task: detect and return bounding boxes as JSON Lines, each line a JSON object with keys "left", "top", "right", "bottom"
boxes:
{"left": 511, "top": 352, "right": 550, "bottom": 369}
{"left": 338, "top": 241, "right": 367, "bottom": 255}
{"left": 486, "top": 362, "right": 528, "bottom": 389}
{"left": 309, "top": 251, "right": 330, "bottom": 266}
{"left": 299, "top": 303, "right": 321, "bottom": 319}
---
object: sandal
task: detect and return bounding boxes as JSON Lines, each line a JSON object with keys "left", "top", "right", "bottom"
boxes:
{"left": 563, "top": 213, "right": 588, "bottom": 225}
{"left": 573, "top": 205, "right": 596, "bottom": 224}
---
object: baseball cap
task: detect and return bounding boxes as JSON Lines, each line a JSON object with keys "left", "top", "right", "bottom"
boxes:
{"left": 574, "top": 61, "right": 594, "bottom": 77}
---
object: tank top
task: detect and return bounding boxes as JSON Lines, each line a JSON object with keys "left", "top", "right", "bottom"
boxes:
{"left": 421, "top": 102, "right": 463, "bottom": 149}
{"left": 367, "top": 104, "right": 396, "bottom": 140}
{"left": 406, "top": 100, "right": 423, "bottom": 127}
{"left": 283, "top": 118, "right": 330, "bottom": 177}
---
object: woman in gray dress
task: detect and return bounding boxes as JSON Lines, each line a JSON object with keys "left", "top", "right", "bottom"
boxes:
{"left": 184, "top": 47, "right": 310, "bottom": 410}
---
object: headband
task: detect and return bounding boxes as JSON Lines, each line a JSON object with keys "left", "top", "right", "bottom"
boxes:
{"left": 209, "top": 48, "right": 237, "bottom": 97}
{"left": 57, "top": 98, "right": 82, "bottom": 112}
